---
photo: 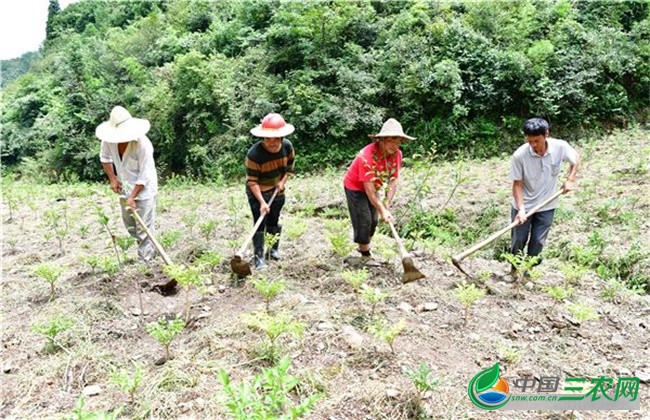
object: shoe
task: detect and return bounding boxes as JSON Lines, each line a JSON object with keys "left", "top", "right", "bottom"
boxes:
{"left": 252, "top": 232, "right": 267, "bottom": 270}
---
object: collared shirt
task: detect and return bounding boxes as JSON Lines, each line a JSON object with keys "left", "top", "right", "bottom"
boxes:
{"left": 343, "top": 142, "right": 402, "bottom": 192}
{"left": 510, "top": 137, "right": 578, "bottom": 211}
{"left": 100, "top": 136, "right": 158, "bottom": 200}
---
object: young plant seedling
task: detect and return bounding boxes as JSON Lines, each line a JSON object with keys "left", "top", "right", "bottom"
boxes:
{"left": 501, "top": 252, "right": 541, "bottom": 296}
{"left": 241, "top": 311, "right": 305, "bottom": 364}
{"left": 163, "top": 264, "right": 205, "bottom": 320}
{"left": 404, "top": 362, "right": 439, "bottom": 415}
{"left": 218, "top": 356, "right": 322, "bottom": 419}
{"left": 31, "top": 316, "right": 74, "bottom": 353}
{"left": 194, "top": 250, "right": 223, "bottom": 272}
{"left": 33, "top": 263, "right": 65, "bottom": 301}
{"left": 145, "top": 317, "right": 185, "bottom": 363}
{"left": 367, "top": 318, "right": 406, "bottom": 354}
{"left": 199, "top": 220, "right": 218, "bottom": 241}
{"left": 360, "top": 285, "right": 388, "bottom": 319}
{"left": 96, "top": 206, "right": 123, "bottom": 268}
{"left": 454, "top": 283, "right": 486, "bottom": 323}
{"left": 108, "top": 363, "right": 144, "bottom": 404}
{"left": 115, "top": 235, "right": 136, "bottom": 263}
{"left": 251, "top": 275, "right": 286, "bottom": 313}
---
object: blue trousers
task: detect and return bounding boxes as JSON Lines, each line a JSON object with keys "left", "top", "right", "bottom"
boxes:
{"left": 510, "top": 207, "right": 555, "bottom": 260}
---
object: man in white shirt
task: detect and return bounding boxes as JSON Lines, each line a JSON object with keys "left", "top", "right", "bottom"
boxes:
{"left": 509, "top": 117, "right": 579, "bottom": 275}
{"left": 96, "top": 106, "right": 158, "bottom": 262}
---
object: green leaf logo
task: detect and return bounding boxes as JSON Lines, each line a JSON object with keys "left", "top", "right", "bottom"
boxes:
{"left": 467, "top": 363, "right": 510, "bottom": 410}
{"left": 475, "top": 363, "right": 500, "bottom": 393}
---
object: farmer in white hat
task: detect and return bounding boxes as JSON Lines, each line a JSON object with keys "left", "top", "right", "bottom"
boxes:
{"left": 96, "top": 106, "right": 158, "bottom": 263}
{"left": 246, "top": 112, "right": 295, "bottom": 269}
{"left": 343, "top": 118, "right": 415, "bottom": 261}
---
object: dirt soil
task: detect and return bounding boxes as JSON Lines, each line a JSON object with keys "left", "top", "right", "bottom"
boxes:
{"left": 1, "top": 128, "right": 649, "bottom": 419}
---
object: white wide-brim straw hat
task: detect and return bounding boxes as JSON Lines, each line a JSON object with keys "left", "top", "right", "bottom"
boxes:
{"left": 369, "top": 118, "right": 415, "bottom": 141}
{"left": 96, "top": 106, "right": 151, "bottom": 143}
{"left": 250, "top": 113, "right": 295, "bottom": 138}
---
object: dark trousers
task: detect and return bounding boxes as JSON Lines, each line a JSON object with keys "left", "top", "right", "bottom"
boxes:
{"left": 248, "top": 189, "right": 285, "bottom": 234}
{"left": 345, "top": 187, "right": 378, "bottom": 245}
{"left": 510, "top": 207, "right": 555, "bottom": 260}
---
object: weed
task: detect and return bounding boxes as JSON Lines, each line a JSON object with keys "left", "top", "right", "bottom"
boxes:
{"left": 498, "top": 345, "right": 523, "bottom": 365}
{"left": 145, "top": 317, "right": 185, "bottom": 361}
{"left": 543, "top": 285, "right": 574, "bottom": 306}
{"left": 341, "top": 268, "right": 370, "bottom": 294}
{"left": 31, "top": 316, "right": 74, "bottom": 353}
{"left": 218, "top": 356, "right": 322, "bottom": 419}
{"left": 284, "top": 218, "right": 308, "bottom": 240}
{"left": 600, "top": 278, "right": 643, "bottom": 304}
{"left": 79, "top": 224, "right": 90, "bottom": 238}
{"left": 108, "top": 364, "right": 144, "bottom": 404}
{"left": 33, "top": 262, "right": 64, "bottom": 300}
{"left": 560, "top": 263, "right": 588, "bottom": 286}
{"left": 182, "top": 214, "right": 198, "bottom": 234}
{"left": 251, "top": 275, "right": 286, "bottom": 312}
{"left": 454, "top": 283, "right": 486, "bottom": 323}
{"left": 325, "top": 230, "right": 355, "bottom": 257}
{"left": 65, "top": 396, "right": 121, "bottom": 420}
{"left": 367, "top": 318, "right": 406, "bottom": 354}
{"left": 567, "top": 303, "right": 599, "bottom": 324}
{"left": 160, "top": 229, "right": 182, "bottom": 249}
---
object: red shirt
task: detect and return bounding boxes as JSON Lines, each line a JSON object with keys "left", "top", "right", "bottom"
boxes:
{"left": 343, "top": 143, "right": 402, "bottom": 192}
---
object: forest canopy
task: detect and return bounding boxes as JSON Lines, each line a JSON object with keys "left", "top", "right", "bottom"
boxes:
{"left": 1, "top": 0, "right": 648, "bottom": 182}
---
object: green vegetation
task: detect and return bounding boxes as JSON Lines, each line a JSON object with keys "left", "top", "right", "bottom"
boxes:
{"left": 3, "top": 1, "right": 647, "bottom": 181}
{"left": 241, "top": 311, "right": 305, "bottom": 364}
{"left": 251, "top": 275, "right": 287, "bottom": 313}
{"left": 31, "top": 316, "right": 74, "bottom": 353}
{"left": 454, "top": 283, "right": 486, "bottom": 323}
{"left": 33, "top": 262, "right": 64, "bottom": 300}
{"left": 218, "top": 356, "right": 321, "bottom": 419}
{"left": 145, "top": 317, "right": 186, "bottom": 361}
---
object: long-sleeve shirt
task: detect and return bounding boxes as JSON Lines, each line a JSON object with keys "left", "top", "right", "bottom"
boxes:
{"left": 100, "top": 136, "right": 158, "bottom": 200}
{"left": 245, "top": 139, "right": 295, "bottom": 191}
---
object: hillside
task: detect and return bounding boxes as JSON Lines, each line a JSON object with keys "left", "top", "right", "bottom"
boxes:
{"left": 1, "top": 128, "right": 649, "bottom": 419}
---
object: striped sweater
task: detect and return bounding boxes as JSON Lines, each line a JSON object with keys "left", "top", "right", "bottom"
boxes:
{"left": 245, "top": 139, "right": 295, "bottom": 190}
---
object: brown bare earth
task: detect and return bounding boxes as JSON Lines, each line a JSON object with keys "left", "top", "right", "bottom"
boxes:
{"left": 1, "top": 128, "right": 649, "bottom": 419}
